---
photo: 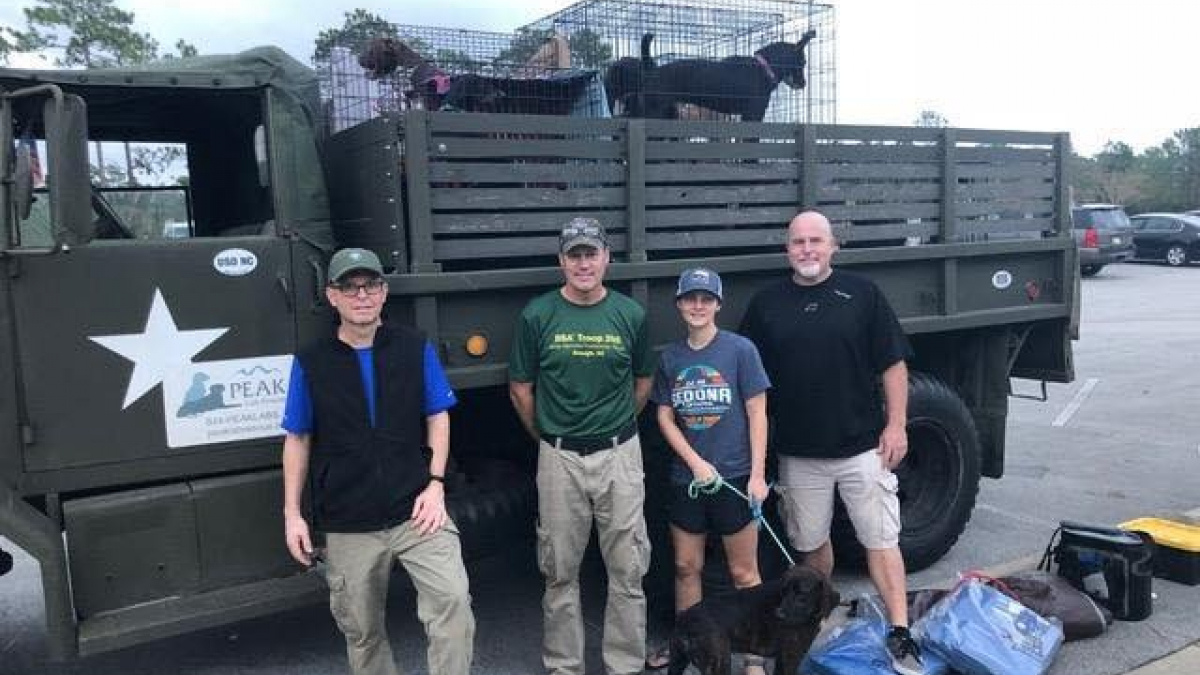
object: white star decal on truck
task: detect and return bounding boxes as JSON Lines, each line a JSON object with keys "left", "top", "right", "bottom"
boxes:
{"left": 89, "top": 289, "right": 229, "bottom": 409}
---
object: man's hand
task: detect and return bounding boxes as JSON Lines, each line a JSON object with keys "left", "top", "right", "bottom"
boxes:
{"left": 877, "top": 422, "right": 908, "bottom": 469}
{"left": 285, "top": 512, "right": 314, "bottom": 566}
{"left": 411, "top": 481, "right": 447, "bottom": 536}
{"left": 747, "top": 474, "right": 770, "bottom": 506}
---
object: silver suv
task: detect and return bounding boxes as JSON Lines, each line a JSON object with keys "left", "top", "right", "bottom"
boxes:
{"left": 1072, "top": 204, "right": 1135, "bottom": 277}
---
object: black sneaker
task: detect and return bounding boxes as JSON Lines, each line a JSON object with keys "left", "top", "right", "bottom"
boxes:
{"left": 886, "top": 626, "right": 923, "bottom": 675}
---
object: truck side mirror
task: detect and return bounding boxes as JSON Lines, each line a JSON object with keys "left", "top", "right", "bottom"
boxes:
{"left": 12, "top": 142, "right": 34, "bottom": 220}
{"left": 44, "top": 94, "right": 94, "bottom": 246}
{"left": 254, "top": 125, "right": 269, "bottom": 188}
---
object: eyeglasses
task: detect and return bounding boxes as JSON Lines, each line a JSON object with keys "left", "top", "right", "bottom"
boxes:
{"left": 330, "top": 278, "right": 385, "bottom": 297}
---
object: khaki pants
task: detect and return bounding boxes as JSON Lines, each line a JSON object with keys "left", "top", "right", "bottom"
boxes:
{"left": 536, "top": 434, "right": 651, "bottom": 675}
{"left": 325, "top": 519, "right": 475, "bottom": 675}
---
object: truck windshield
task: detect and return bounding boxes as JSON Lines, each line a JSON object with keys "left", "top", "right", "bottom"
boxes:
{"left": 20, "top": 141, "right": 192, "bottom": 246}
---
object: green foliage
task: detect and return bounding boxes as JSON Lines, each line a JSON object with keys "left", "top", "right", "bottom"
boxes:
{"left": 913, "top": 110, "right": 950, "bottom": 128}
{"left": 7, "top": 0, "right": 196, "bottom": 67}
{"left": 494, "top": 27, "right": 554, "bottom": 67}
{"left": 312, "top": 9, "right": 399, "bottom": 62}
{"left": 1135, "top": 128, "right": 1200, "bottom": 212}
{"left": 435, "top": 49, "right": 483, "bottom": 72}
{"left": 1, "top": 25, "right": 29, "bottom": 64}
{"left": 159, "top": 39, "right": 198, "bottom": 60}
{"left": 1072, "top": 129, "right": 1200, "bottom": 213}
{"left": 102, "top": 187, "right": 190, "bottom": 238}
{"left": 131, "top": 145, "right": 187, "bottom": 184}
{"left": 90, "top": 160, "right": 128, "bottom": 186}
{"left": 568, "top": 29, "right": 613, "bottom": 68}
{"left": 19, "top": 0, "right": 159, "bottom": 67}
{"left": 494, "top": 27, "right": 612, "bottom": 70}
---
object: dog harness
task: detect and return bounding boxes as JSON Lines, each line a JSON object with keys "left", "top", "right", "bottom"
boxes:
{"left": 753, "top": 54, "right": 778, "bottom": 85}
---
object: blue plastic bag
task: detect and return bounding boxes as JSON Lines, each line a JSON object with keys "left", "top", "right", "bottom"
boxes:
{"left": 916, "top": 579, "right": 1064, "bottom": 675}
{"left": 801, "top": 595, "right": 948, "bottom": 675}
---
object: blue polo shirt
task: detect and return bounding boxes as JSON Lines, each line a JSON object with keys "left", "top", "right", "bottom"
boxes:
{"left": 281, "top": 341, "right": 456, "bottom": 434}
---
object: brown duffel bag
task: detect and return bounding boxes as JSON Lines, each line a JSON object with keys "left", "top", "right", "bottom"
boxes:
{"left": 999, "top": 570, "right": 1113, "bottom": 641}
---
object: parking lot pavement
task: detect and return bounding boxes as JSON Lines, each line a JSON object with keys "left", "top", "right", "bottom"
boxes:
{"left": 1123, "top": 644, "right": 1200, "bottom": 675}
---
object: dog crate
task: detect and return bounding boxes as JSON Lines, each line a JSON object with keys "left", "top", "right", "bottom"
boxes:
{"left": 319, "top": 24, "right": 610, "bottom": 133}
{"left": 525, "top": 0, "right": 836, "bottom": 124}
{"left": 316, "top": 0, "right": 835, "bottom": 132}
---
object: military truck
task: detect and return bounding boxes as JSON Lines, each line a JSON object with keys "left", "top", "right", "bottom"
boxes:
{"left": 1, "top": 48, "right": 1077, "bottom": 660}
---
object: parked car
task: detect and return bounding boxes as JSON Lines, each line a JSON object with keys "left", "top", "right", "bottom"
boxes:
{"left": 1071, "top": 204, "right": 1135, "bottom": 276}
{"left": 1131, "top": 213, "right": 1200, "bottom": 266}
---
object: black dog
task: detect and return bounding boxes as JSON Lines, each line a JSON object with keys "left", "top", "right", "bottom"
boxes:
{"left": 666, "top": 564, "right": 839, "bottom": 675}
{"left": 636, "top": 29, "right": 817, "bottom": 122}
{"left": 442, "top": 72, "right": 594, "bottom": 116}
{"left": 603, "top": 33, "right": 655, "bottom": 115}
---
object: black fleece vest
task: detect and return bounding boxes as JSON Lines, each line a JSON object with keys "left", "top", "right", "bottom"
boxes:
{"left": 300, "top": 325, "right": 427, "bottom": 533}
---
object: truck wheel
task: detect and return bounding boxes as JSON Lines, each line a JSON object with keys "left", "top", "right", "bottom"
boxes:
{"left": 446, "top": 460, "right": 537, "bottom": 562}
{"left": 1080, "top": 265, "right": 1103, "bottom": 277}
{"left": 831, "top": 372, "right": 982, "bottom": 572}
{"left": 1165, "top": 245, "right": 1188, "bottom": 267}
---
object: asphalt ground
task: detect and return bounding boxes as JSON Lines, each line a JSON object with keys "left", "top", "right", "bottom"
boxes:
{"left": 2, "top": 260, "right": 1199, "bottom": 674}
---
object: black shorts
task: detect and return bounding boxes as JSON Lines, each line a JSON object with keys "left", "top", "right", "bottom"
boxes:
{"left": 670, "top": 475, "right": 755, "bottom": 536}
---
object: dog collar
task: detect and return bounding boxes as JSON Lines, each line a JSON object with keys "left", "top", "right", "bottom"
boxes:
{"left": 754, "top": 54, "right": 778, "bottom": 85}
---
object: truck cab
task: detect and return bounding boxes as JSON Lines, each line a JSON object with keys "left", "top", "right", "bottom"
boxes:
{"left": 0, "top": 48, "right": 339, "bottom": 659}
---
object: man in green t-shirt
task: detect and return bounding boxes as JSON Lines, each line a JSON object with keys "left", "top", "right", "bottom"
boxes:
{"left": 509, "top": 217, "right": 655, "bottom": 675}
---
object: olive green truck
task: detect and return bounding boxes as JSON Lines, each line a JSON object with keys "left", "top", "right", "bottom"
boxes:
{"left": 0, "top": 48, "right": 1076, "bottom": 659}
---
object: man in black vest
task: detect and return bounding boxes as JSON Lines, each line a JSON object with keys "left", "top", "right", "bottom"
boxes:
{"left": 281, "top": 248, "right": 474, "bottom": 675}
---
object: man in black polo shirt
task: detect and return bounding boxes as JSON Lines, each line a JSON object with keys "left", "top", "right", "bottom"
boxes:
{"left": 740, "top": 211, "right": 922, "bottom": 675}
{"left": 281, "top": 248, "right": 473, "bottom": 675}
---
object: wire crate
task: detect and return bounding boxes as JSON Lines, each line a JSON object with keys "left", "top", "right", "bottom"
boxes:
{"left": 316, "top": 0, "right": 835, "bottom": 132}
{"left": 320, "top": 24, "right": 610, "bottom": 132}
{"left": 525, "top": 0, "right": 835, "bottom": 124}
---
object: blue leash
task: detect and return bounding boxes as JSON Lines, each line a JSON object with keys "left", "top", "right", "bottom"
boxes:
{"left": 688, "top": 472, "right": 795, "bottom": 567}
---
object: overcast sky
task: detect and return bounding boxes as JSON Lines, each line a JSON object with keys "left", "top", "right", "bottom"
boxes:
{"left": 2, "top": 0, "right": 1193, "bottom": 156}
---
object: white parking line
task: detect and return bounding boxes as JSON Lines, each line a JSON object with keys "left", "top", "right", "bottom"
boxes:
{"left": 976, "top": 502, "right": 1061, "bottom": 530}
{"left": 1052, "top": 377, "right": 1099, "bottom": 427}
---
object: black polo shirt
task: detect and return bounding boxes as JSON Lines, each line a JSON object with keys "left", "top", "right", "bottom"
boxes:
{"left": 739, "top": 270, "right": 912, "bottom": 459}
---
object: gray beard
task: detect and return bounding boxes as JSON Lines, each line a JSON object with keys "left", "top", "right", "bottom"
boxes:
{"left": 797, "top": 262, "right": 822, "bottom": 278}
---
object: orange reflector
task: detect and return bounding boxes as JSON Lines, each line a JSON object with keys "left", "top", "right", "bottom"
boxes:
{"left": 465, "top": 334, "right": 489, "bottom": 357}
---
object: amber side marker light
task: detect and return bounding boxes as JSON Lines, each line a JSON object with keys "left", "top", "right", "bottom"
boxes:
{"left": 465, "top": 334, "right": 489, "bottom": 357}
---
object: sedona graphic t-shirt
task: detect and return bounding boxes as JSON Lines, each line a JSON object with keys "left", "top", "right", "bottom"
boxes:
{"left": 650, "top": 330, "right": 770, "bottom": 484}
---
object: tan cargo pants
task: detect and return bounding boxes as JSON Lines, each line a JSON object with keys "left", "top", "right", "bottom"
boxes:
{"left": 536, "top": 434, "right": 651, "bottom": 675}
{"left": 324, "top": 519, "right": 475, "bottom": 675}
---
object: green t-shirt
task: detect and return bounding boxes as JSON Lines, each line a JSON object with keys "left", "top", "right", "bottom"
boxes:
{"left": 510, "top": 288, "right": 654, "bottom": 437}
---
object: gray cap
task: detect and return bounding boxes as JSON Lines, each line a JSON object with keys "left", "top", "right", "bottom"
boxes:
{"left": 328, "top": 248, "right": 383, "bottom": 282}
{"left": 675, "top": 267, "right": 723, "bottom": 301}
{"left": 559, "top": 217, "right": 608, "bottom": 253}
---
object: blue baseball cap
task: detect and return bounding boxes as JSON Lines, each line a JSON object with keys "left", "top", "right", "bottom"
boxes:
{"left": 676, "top": 267, "right": 723, "bottom": 301}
